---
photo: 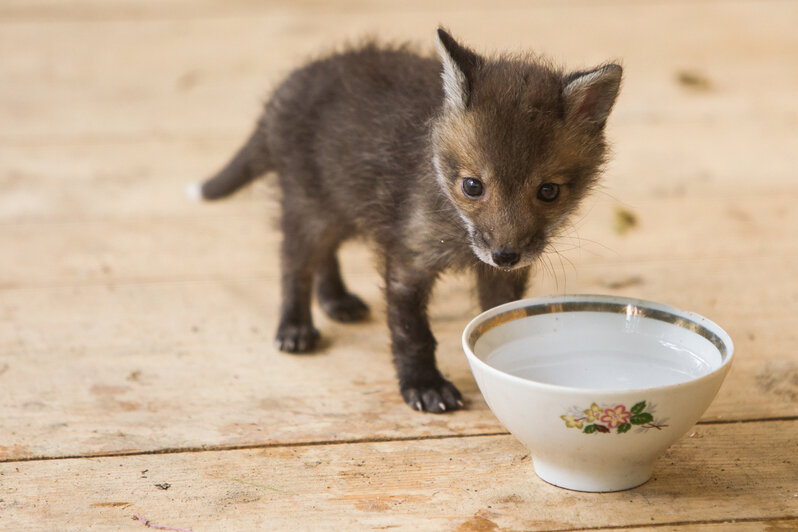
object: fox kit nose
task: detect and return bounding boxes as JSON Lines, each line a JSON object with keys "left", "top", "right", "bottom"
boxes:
{"left": 492, "top": 249, "right": 520, "bottom": 267}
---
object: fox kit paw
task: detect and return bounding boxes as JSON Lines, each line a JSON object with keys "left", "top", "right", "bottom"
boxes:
{"left": 401, "top": 376, "right": 463, "bottom": 414}
{"left": 319, "top": 293, "right": 370, "bottom": 323}
{"left": 274, "top": 321, "right": 320, "bottom": 353}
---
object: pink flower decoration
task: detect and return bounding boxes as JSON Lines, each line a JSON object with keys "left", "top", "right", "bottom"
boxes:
{"left": 600, "top": 405, "right": 631, "bottom": 428}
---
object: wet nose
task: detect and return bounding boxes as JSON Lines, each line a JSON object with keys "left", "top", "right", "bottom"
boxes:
{"left": 492, "top": 249, "right": 520, "bottom": 267}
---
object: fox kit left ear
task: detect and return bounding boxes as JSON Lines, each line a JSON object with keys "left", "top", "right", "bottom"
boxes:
{"left": 562, "top": 64, "right": 623, "bottom": 128}
{"left": 435, "top": 28, "right": 483, "bottom": 111}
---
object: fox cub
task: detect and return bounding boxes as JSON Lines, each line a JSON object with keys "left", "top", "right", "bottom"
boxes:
{"left": 194, "top": 29, "right": 622, "bottom": 413}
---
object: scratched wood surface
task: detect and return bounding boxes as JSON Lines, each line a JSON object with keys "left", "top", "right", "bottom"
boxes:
{"left": 1, "top": 423, "right": 797, "bottom": 530}
{"left": 1, "top": 0, "right": 797, "bottom": 530}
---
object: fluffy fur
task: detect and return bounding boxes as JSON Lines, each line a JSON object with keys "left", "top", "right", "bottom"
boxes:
{"left": 196, "top": 29, "right": 622, "bottom": 413}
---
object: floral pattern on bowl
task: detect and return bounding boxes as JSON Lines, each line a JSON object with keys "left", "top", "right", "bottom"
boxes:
{"left": 561, "top": 401, "right": 668, "bottom": 434}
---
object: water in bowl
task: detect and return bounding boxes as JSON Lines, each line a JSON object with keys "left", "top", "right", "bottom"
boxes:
{"left": 486, "top": 338, "right": 715, "bottom": 389}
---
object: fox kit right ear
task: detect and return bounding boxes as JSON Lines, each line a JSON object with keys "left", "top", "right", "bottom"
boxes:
{"left": 562, "top": 64, "right": 623, "bottom": 128}
{"left": 435, "top": 28, "right": 483, "bottom": 111}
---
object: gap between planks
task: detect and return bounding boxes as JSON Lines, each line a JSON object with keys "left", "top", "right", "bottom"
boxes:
{"left": 555, "top": 515, "right": 798, "bottom": 532}
{"left": 2, "top": 416, "right": 794, "bottom": 465}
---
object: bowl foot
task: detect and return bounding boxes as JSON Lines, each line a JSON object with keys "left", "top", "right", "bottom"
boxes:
{"left": 533, "top": 458, "right": 654, "bottom": 492}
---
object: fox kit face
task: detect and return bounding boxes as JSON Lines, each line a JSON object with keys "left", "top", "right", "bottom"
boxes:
{"left": 432, "top": 30, "right": 621, "bottom": 270}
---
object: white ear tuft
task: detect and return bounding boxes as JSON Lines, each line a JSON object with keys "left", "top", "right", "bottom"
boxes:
{"left": 435, "top": 28, "right": 482, "bottom": 112}
{"left": 436, "top": 31, "right": 468, "bottom": 111}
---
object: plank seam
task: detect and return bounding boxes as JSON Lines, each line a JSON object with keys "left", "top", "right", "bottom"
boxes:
{"left": 549, "top": 515, "right": 798, "bottom": 531}
{"left": 1, "top": 416, "right": 795, "bottom": 464}
{"left": 0, "top": 431, "right": 512, "bottom": 464}
{"left": 697, "top": 415, "right": 798, "bottom": 424}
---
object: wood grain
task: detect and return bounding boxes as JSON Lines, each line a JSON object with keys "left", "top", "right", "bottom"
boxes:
{"left": 2, "top": 192, "right": 798, "bottom": 282}
{"left": 1, "top": 423, "right": 796, "bottom": 531}
{"left": 1, "top": 0, "right": 797, "bottom": 528}
{"left": 0, "top": 255, "right": 795, "bottom": 461}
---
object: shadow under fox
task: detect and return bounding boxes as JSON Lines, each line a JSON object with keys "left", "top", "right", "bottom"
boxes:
{"left": 194, "top": 29, "right": 622, "bottom": 413}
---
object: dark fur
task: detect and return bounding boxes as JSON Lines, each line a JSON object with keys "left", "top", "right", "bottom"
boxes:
{"left": 198, "top": 29, "right": 622, "bottom": 413}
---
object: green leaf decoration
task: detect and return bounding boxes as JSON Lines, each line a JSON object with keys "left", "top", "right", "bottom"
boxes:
{"left": 617, "top": 423, "right": 631, "bottom": 433}
{"left": 595, "top": 425, "right": 610, "bottom": 433}
{"left": 583, "top": 424, "right": 597, "bottom": 434}
{"left": 630, "top": 413, "right": 654, "bottom": 425}
{"left": 631, "top": 401, "right": 647, "bottom": 415}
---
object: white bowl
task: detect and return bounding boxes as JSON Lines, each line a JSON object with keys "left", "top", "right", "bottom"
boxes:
{"left": 462, "top": 295, "right": 734, "bottom": 492}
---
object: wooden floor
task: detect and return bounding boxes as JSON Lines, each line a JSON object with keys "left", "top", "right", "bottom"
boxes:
{"left": 1, "top": 0, "right": 797, "bottom": 530}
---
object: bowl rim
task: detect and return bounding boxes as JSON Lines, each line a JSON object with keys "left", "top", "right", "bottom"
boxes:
{"left": 462, "top": 294, "right": 735, "bottom": 395}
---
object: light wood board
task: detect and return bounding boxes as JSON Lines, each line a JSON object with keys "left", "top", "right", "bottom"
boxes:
{"left": 1, "top": 0, "right": 797, "bottom": 529}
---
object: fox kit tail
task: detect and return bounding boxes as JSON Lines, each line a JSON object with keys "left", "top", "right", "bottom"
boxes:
{"left": 188, "top": 125, "right": 272, "bottom": 201}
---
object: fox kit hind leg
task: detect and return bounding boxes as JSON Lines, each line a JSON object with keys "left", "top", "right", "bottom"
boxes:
{"left": 275, "top": 205, "right": 369, "bottom": 352}
{"left": 314, "top": 252, "right": 370, "bottom": 323}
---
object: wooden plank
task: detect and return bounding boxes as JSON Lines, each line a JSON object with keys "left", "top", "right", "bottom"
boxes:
{"left": 0, "top": 259, "right": 794, "bottom": 461}
{"left": 3, "top": 207, "right": 795, "bottom": 363}
{"left": 1, "top": 422, "right": 796, "bottom": 530}
{"left": 0, "top": 0, "right": 558, "bottom": 22}
{"left": 0, "top": 141, "right": 268, "bottom": 223}
{"left": 1, "top": 244, "right": 796, "bottom": 366}
{"left": 2, "top": 134, "right": 797, "bottom": 226}
{"left": 596, "top": 520, "right": 798, "bottom": 532}
{"left": 2, "top": 189, "right": 798, "bottom": 283}
{"left": 1, "top": 1, "right": 796, "bottom": 145}
{"left": 0, "top": 273, "right": 492, "bottom": 461}
{"left": 1, "top": 0, "right": 796, "bottom": 530}
{"left": 0, "top": 216, "right": 283, "bottom": 287}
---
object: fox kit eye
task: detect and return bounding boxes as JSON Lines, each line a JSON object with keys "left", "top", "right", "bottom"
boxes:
{"left": 537, "top": 183, "right": 560, "bottom": 202}
{"left": 462, "top": 177, "right": 484, "bottom": 198}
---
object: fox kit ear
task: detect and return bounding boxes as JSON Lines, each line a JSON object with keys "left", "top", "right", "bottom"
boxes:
{"left": 435, "top": 28, "right": 483, "bottom": 111}
{"left": 562, "top": 64, "right": 623, "bottom": 128}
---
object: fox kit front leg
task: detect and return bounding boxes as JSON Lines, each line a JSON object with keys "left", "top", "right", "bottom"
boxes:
{"left": 384, "top": 259, "right": 463, "bottom": 413}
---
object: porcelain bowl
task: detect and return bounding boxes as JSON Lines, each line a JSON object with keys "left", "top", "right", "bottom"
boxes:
{"left": 462, "top": 294, "right": 734, "bottom": 492}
